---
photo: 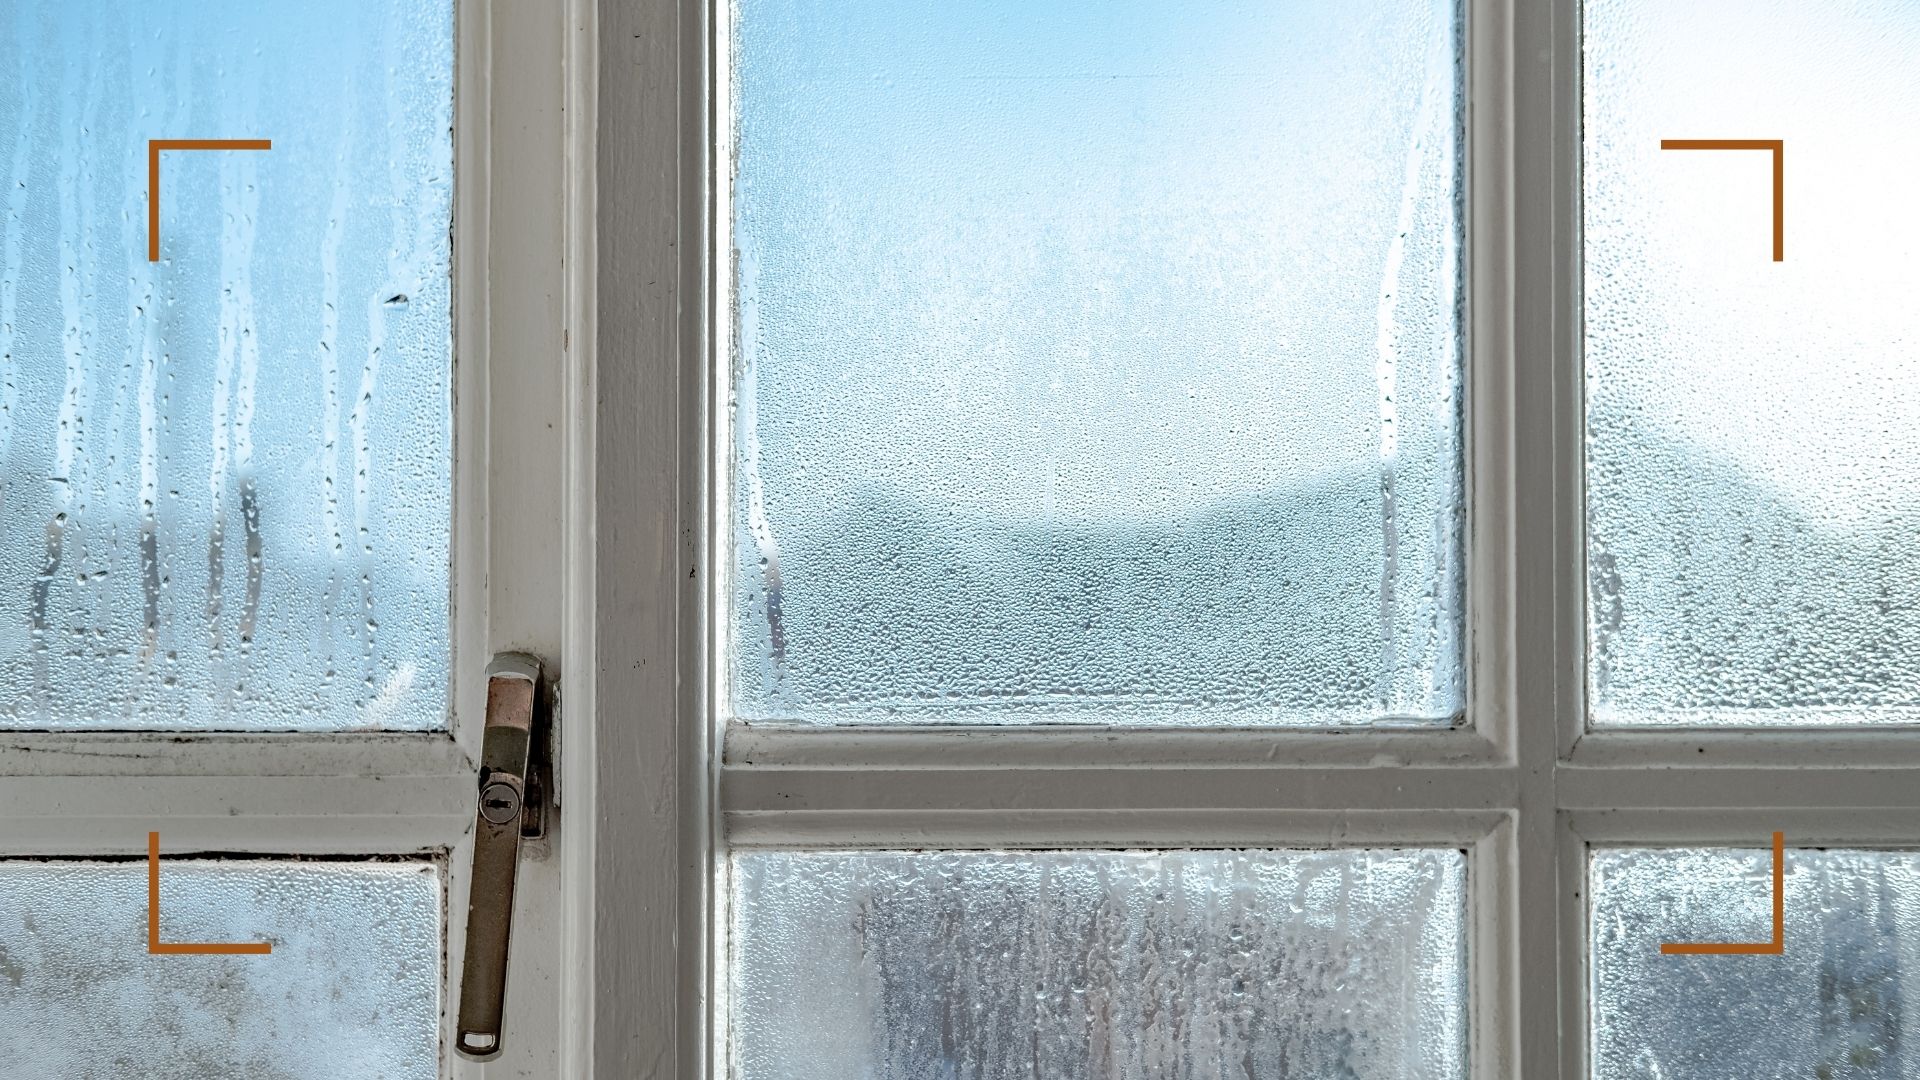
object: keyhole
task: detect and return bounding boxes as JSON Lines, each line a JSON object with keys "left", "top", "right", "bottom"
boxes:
{"left": 479, "top": 780, "right": 522, "bottom": 825}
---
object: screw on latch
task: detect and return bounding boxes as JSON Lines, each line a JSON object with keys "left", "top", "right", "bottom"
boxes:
{"left": 480, "top": 779, "right": 523, "bottom": 825}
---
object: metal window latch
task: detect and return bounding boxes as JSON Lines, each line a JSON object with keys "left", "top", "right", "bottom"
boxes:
{"left": 456, "top": 652, "right": 552, "bottom": 1061}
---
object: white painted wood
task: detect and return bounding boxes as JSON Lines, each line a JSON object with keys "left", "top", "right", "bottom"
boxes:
{"left": 1472, "top": 817, "right": 1522, "bottom": 1080}
{"left": 592, "top": 0, "right": 713, "bottom": 1077}
{"left": 1559, "top": 766, "right": 1920, "bottom": 810}
{"left": 725, "top": 808, "right": 1508, "bottom": 849}
{"left": 722, "top": 766, "right": 1520, "bottom": 814}
{"left": 450, "top": 0, "right": 492, "bottom": 776}
{"left": 478, "top": 0, "right": 575, "bottom": 1072}
{"left": 557, "top": 0, "right": 602, "bottom": 1075}
{"left": 0, "top": 732, "right": 473, "bottom": 777}
{"left": 1556, "top": 813, "right": 1589, "bottom": 1080}
{"left": 1464, "top": 0, "right": 1522, "bottom": 775}
{"left": 1461, "top": 4, "right": 1527, "bottom": 1076}
{"left": 0, "top": 820, "right": 465, "bottom": 859}
{"left": 1568, "top": 809, "right": 1920, "bottom": 845}
{"left": 1510, "top": 0, "right": 1576, "bottom": 1076}
{"left": 727, "top": 724, "right": 1506, "bottom": 769}
{"left": 1570, "top": 729, "right": 1920, "bottom": 768}
{"left": 0, "top": 774, "right": 468, "bottom": 837}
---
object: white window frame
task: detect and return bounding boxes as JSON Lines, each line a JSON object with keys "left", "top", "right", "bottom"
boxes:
{"left": 0, "top": 2, "right": 598, "bottom": 1075}
{"left": 590, "top": 0, "right": 1920, "bottom": 1077}
{"left": 27, "top": 0, "right": 1912, "bottom": 1072}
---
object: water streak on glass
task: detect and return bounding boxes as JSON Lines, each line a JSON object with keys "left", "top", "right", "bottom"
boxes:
{"left": 0, "top": 859, "right": 441, "bottom": 1079}
{"left": 1584, "top": 0, "right": 1920, "bottom": 727}
{"left": 730, "top": 849, "right": 1468, "bottom": 1080}
{"left": 1591, "top": 847, "right": 1920, "bottom": 1079}
{"left": 729, "top": 0, "right": 1465, "bottom": 726}
{"left": 0, "top": 0, "right": 453, "bottom": 730}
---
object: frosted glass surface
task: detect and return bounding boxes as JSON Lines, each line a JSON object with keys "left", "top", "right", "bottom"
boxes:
{"left": 1583, "top": 0, "right": 1920, "bottom": 727}
{"left": 0, "top": 1, "right": 453, "bottom": 729}
{"left": 730, "top": 1, "right": 1464, "bottom": 726}
{"left": 0, "top": 859, "right": 440, "bottom": 1079}
{"left": 730, "top": 849, "right": 1468, "bottom": 1080}
{"left": 1591, "top": 847, "right": 1920, "bottom": 1079}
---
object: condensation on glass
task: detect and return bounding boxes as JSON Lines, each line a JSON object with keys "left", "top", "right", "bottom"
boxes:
{"left": 0, "top": 859, "right": 440, "bottom": 1079}
{"left": 730, "top": 849, "right": 1468, "bottom": 1080}
{"left": 1583, "top": 0, "right": 1920, "bottom": 727}
{"left": 1591, "top": 847, "right": 1920, "bottom": 1079}
{"left": 0, "top": 1, "right": 454, "bottom": 730}
{"left": 727, "top": 1, "right": 1465, "bottom": 726}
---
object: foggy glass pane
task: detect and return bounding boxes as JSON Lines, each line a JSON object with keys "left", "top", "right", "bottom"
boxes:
{"left": 1591, "top": 847, "right": 1920, "bottom": 1079}
{"left": 1583, "top": 1, "right": 1920, "bottom": 727}
{"left": 0, "top": 859, "right": 440, "bottom": 1079}
{"left": 729, "top": 1, "right": 1465, "bottom": 726}
{"left": 0, "top": 1, "right": 453, "bottom": 730}
{"left": 730, "top": 849, "right": 1468, "bottom": 1080}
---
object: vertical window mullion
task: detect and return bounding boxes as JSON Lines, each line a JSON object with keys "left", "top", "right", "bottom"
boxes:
{"left": 1509, "top": 0, "right": 1583, "bottom": 1075}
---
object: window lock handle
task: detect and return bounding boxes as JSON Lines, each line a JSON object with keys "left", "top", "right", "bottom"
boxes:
{"left": 456, "top": 652, "right": 549, "bottom": 1061}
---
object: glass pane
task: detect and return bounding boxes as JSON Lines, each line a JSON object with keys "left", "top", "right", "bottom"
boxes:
{"left": 730, "top": 849, "right": 1468, "bottom": 1079}
{"left": 0, "top": 859, "right": 440, "bottom": 1078}
{"left": 0, "top": 0, "right": 454, "bottom": 730}
{"left": 1591, "top": 847, "right": 1920, "bottom": 1079}
{"left": 1583, "top": 0, "right": 1920, "bottom": 727}
{"left": 729, "top": 1, "right": 1465, "bottom": 726}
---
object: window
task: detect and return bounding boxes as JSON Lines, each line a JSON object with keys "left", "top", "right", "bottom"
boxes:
{"left": 2, "top": 0, "right": 453, "bottom": 734}
{"left": 1569, "top": 1, "right": 1920, "bottom": 1077}
{"left": 711, "top": 1, "right": 1481, "bottom": 1076}
{"left": 1590, "top": 847, "right": 1920, "bottom": 1078}
{"left": 1, "top": 1, "right": 587, "bottom": 1075}
{"left": 1583, "top": 0, "right": 1920, "bottom": 729}
{"left": 2, "top": 860, "right": 442, "bottom": 1075}
{"left": 9, "top": 0, "right": 1910, "bottom": 1074}
{"left": 726, "top": 0, "right": 1466, "bottom": 730}
{"left": 601, "top": 0, "right": 1920, "bottom": 1076}
{"left": 731, "top": 849, "right": 1470, "bottom": 1078}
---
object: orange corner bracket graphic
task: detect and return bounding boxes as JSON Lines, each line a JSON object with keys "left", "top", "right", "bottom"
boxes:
{"left": 147, "top": 831, "right": 272, "bottom": 956}
{"left": 1659, "top": 138, "right": 1784, "bottom": 262}
{"left": 1659, "top": 831, "right": 1785, "bottom": 956}
{"left": 146, "top": 138, "right": 271, "bottom": 262}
